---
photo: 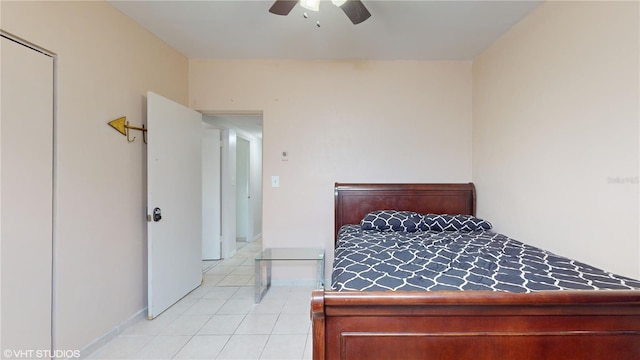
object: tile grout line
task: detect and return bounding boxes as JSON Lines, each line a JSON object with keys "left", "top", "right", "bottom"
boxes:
{"left": 88, "top": 239, "right": 316, "bottom": 360}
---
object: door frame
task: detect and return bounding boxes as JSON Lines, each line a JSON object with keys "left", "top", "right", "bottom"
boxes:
{"left": 202, "top": 124, "right": 222, "bottom": 260}
{"left": 235, "top": 135, "right": 252, "bottom": 246}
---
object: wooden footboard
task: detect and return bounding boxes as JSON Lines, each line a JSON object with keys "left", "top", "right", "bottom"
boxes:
{"left": 311, "top": 289, "right": 640, "bottom": 360}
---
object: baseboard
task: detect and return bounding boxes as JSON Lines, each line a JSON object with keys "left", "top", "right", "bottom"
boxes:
{"left": 271, "top": 278, "right": 319, "bottom": 287}
{"left": 253, "top": 233, "right": 262, "bottom": 242}
{"left": 77, "top": 307, "right": 147, "bottom": 359}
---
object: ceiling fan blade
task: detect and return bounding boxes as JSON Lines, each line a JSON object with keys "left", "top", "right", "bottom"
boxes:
{"left": 340, "top": 0, "right": 371, "bottom": 25}
{"left": 269, "top": 0, "right": 298, "bottom": 16}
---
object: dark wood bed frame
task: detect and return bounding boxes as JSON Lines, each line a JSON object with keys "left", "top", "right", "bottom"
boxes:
{"left": 311, "top": 183, "right": 640, "bottom": 359}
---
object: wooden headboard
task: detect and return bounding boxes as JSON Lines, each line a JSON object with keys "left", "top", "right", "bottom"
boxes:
{"left": 334, "top": 183, "right": 476, "bottom": 240}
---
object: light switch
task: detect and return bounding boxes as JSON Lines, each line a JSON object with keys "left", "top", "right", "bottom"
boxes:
{"left": 271, "top": 176, "right": 280, "bottom": 188}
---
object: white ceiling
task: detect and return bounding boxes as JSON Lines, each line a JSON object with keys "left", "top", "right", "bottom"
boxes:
{"left": 108, "top": 0, "right": 542, "bottom": 61}
{"left": 108, "top": 0, "right": 542, "bottom": 136}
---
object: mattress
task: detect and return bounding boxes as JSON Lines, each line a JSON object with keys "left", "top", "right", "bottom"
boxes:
{"left": 332, "top": 224, "right": 640, "bottom": 292}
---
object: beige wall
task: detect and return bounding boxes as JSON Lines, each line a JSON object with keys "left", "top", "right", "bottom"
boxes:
{"left": 190, "top": 59, "right": 473, "bottom": 279}
{"left": 1, "top": 0, "right": 188, "bottom": 351}
{"left": 3, "top": 0, "right": 637, "bottom": 352}
{"left": 473, "top": 1, "right": 639, "bottom": 278}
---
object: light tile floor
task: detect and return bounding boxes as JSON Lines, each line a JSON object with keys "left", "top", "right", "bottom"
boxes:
{"left": 86, "top": 240, "right": 313, "bottom": 360}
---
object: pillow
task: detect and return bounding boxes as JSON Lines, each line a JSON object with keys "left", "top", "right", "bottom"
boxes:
{"left": 419, "top": 214, "right": 492, "bottom": 232}
{"left": 360, "top": 210, "right": 423, "bottom": 232}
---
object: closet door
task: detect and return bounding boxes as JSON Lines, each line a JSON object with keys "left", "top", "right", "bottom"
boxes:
{"left": 1, "top": 36, "right": 54, "bottom": 353}
{"left": 202, "top": 126, "right": 221, "bottom": 260}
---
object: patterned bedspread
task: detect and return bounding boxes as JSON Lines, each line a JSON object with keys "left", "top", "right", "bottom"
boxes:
{"left": 332, "top": 225, "right": 640, "bottom": 292}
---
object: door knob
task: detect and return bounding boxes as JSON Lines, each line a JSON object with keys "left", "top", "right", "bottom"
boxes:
{"left": 153, "top": 207, "right": 162, "bottom": 222}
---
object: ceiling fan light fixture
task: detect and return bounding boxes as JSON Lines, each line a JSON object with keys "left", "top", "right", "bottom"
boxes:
{"left": 300, "top": 0, "right": 320, "bottom": 11}
{"left": 331, "top": 0, "right": 348, "bottom": 7}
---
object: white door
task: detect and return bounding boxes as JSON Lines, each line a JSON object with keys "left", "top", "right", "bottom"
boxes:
{"left": 236, "top": 137, "right": 250, "bottom": 242}
{"left": 202, "top": 126, "right": 221, "bottom": 259}
{"left": 1, "top": 36, "right": 53, "bottom": 352}
{"left": 147, "top": 91, "right": 202, "bottom": 319}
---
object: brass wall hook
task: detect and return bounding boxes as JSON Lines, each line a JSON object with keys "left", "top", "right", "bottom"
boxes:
{"left": 108, "top": 116, "right": 147, "bottom": 144}
{"left": 126, "top": 121, "right": 147, "bottom": 144}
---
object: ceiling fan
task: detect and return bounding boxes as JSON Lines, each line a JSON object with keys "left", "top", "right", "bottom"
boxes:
{"left": 269, "top": 0, "right": 371, "bottom": 25}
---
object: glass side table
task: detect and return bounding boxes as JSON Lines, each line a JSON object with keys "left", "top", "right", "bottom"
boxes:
{"left": 254, "top": 248, "right": 325, "bottom": 303}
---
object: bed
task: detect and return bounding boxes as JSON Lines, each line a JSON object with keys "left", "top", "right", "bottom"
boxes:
{"left": 310, "top": 183, "right": 640, "bottom": 359}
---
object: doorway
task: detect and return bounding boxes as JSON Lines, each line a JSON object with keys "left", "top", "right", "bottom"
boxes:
{"left": 236, "top": 136, "right": 251, "bottom": 251}
{"left": 202, "top": 114, "right": 263, "bottom": 261}
{"left": 202, "top": 125, "right": 222, "bottom": 261}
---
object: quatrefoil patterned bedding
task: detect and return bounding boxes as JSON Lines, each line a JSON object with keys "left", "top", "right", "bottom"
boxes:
{"left": 332, "top": 211, "right": 640, "bottom": 292}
